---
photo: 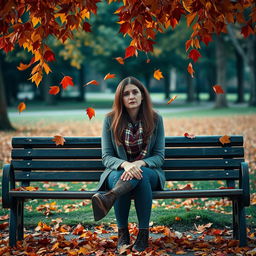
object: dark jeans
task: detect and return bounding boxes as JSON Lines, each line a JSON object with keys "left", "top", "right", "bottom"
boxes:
{"left": 107, "top": 166, "right": 159, "bottom": 229}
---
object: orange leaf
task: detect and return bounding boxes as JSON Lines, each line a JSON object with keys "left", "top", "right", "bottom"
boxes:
{"left": 115, "top": 57, "right": 124, "bottom": 64}
{"left": 186, "top": 12, "right": 197, "bottom": 27}
{"left": 181, "top": 184, "right": 193, "bottom": 190}
{"left": 184, "top": 132, "right": 195, "bottom": 139}
{"left": 167, "top": 95, "right": 178, "bottom": 104}
{"left": 86, "top": 107, "right": 95, "bottom": 120}
{"left": 104, "top": 73, "right": 116, "bottom": 80}
{"left": 213, "top": 85, "right": 224, "bottom": 94}
{"left": 187, "top": 63, "right": 195, "bottom": 78}
{"left": 17, "top": 57, "right": 35, "bottom": 71}
{"left": 219, "top": 135, "right": 230, "bottom": 145}
{"left": 153, "top": 69, "right": 164, "bottom": 80}
{"left": 188, "top": 49, "right": 201, "bottom": 62}
{"left": 84, "top": 80, "right": 99, "bottom": 86}
{"left": 49, "top": 86, "right": 60, "bottom": 95}
{"left": 52, "top": 135, "right": 66, "bottom": 146}
{"left": 60, "top": 76, "right": 74, "bottom": 89}
{"left": 18, "top": 102, "right": 26, "bottom": 113}
{"left": 124, "top": 46, "right": 136, "bottom": 59}
{"left": 73, "top": 224, "right": 85, "bottom": 235}
{"left": 175, "top": 216, "right": 182, "bottom": 221}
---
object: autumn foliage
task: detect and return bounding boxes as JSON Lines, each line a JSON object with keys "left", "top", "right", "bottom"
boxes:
{"left": 0, "top": 0, "right": 255, "bottom": 86}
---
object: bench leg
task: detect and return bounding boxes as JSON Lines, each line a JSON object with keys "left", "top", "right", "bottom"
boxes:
{"left": 232, "top": 200, "right": 239, "bottom": 240}
{"left": 9, "top": 200, "right": 18, "bottom": 247}
{"left": 233, "top": 200, "right": 247, "bottom": 246}
{"left": 17, "top": 200, "right": 24, "bottom": 241}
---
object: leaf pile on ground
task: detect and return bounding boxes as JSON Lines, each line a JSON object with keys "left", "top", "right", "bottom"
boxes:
{"left": 0, "top": 221, "right": 256, "bottom": 255}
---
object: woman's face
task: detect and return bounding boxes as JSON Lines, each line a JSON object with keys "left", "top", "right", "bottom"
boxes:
{"left": 122, "top": 84, "right": 143, "bottom": 111}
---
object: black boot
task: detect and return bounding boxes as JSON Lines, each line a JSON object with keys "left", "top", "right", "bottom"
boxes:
{"left": 92, "top": 179, "right": 133, "bottom": 221}
{"left": 117, "top": 227, "right": 130, "bottom": 250}
{"left": 133, "top": 228, "right": 149, "bottom": 252}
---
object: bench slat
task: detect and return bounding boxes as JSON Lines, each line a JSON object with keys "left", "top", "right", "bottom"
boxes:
{"left": 9, "top": 189, "right": 243, "bottom": 199}
{"left": 12, "top": 136, "right": 243, "bottom": 148}
{"left": 11, "top": 147, "right": 244, "bottom": 159}
{"left": 14, "top": 170, "right": 240, "bottom": 182}
{"left": 11, "top": 159, "right": 244, "bottom": 170}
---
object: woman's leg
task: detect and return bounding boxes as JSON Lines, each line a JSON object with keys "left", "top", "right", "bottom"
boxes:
{"left": 133, "top": 167, "right": 159, "bottom": 229}
{"left": 107, "top": 170, "right": 140, "bottom": 228}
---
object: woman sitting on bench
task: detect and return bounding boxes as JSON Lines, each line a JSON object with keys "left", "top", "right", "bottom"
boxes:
{"left": 92, "top": 76, "right": 165, "bottom": 252}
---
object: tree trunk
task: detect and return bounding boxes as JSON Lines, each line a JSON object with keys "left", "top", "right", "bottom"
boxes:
{"left": 215, "top": 35, "right": 228, "bottom": 108}
{"left": 235, "top": 49, "right": 245, "bottom": 103}
{"left": 0, "top": 60, "right": 15, "bottom": 130}
{"left": 164, "top": 70, "right": 170, "bottom": 100}
{"left": 248, "top": 36, "right": 256, "bottom": 106}
{"left": 186, "top": 73, "right": 195, "bottom": 102}
{"left": 43, "top": 75, "right": 56, "bottom": 105}
{"left": 144, "top": 73, "right": 150, "bottom": 92}
{"left": 77, "top": 64, "right": 85, "bottom": 102}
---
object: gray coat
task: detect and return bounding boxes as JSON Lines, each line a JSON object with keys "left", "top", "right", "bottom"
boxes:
{"left": 95, "top": 113, "right": 166, "bottom": 191}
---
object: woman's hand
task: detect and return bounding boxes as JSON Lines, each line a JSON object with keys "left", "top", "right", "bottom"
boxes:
{"left": 120, "top": 161, "right": 143, "bottom": 181}
{"left": 132, "top": 160, "right": 146, "bottom": 168}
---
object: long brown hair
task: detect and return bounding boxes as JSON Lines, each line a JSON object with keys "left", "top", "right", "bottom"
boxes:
{"left": 107, "top": 76, "right": 157, "bottom": 146}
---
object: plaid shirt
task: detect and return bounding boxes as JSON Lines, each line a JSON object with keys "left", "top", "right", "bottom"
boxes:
{"left": 123, "top": 120, "right": 148, "bottom": 161}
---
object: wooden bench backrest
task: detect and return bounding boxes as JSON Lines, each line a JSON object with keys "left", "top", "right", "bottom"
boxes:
{"left": 11, "top": 136, "right": 244, "bottom": 183}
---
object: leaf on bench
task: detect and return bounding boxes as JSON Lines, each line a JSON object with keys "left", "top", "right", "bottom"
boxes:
{"left": 184, "top": 132, "right": 195, "bottom": 139}
{"left": 219, "top": 135, "right": 230, "bottom": 145}
{"left": 52, "top": 135, "right": 66, "bottom": 146}
{"left": 218, "top": 186, "right": 235, "bottom": 189}
{"left": 12, "top": 186, "right": 39, "bottom": 191}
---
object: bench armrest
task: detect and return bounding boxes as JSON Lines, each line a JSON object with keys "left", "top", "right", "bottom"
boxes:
{"left": 2, "top": 164, "right": 15, "bottom": 208}
{"left": 240, "top": 162, "right": 250, "bottom": 206}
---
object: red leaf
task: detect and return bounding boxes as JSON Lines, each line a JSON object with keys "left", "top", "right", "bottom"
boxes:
{"left": 86, "top": 107, "right": 95, "bottom": 120}
{"left": 188, "top": 49, "right": 201, "bottom": 62}
{"left": 60, "top": 76, "right": 74, "bottom": 89}
{"left": 187, "top": 62, "right": 195, "bottom": 78}
{"left": 124, "top": 46, "right": 136, "bottom": 59}
{"left": 104, "top": 73, "right": 116, "bottom": 80}
{"left": 184, "top": 132, "right": 195, "bottom": 139}
{"left": 49, "top": 86, "right": 60, "bottom": 95}
{"left": 212, "top": 85, "right": 224, "bottom": 94}
{"left": 43, "top": 50, "right": 55, "bottom": 62}
{"left": 115, "top": 57, "right": 124, "bottom": 64}
{"left": 202, "top": 35, "right": 213, "bottom": 46}
{"left": 241, "top": 24, "right": 254, "bottom": 38}
{"left": 83, "top": 22, "right": 92, "bottom": 32}
{"left": 119, "top": 22, "right": 131, "bottom": 35}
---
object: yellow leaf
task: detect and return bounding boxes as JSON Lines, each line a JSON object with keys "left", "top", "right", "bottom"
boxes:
{"left": 153, "top": 69, "right": 164, "bottom": 80}
{"left": 55, "top": 13, "right": 67, "bottom": 24}
{"left": 186, "top": 12, "right": 197, "bottom": 27}
{"left": 43, "top": 63, "right": 52, "bottom": 74}
{"left": 80, "top": 9, "right": 90, "bottom": 19}
{"left": 29, "top": 71, "right": 42, "bottom": 87}
{"left": 31, "top": 17, "right": 41, "bottom": 27}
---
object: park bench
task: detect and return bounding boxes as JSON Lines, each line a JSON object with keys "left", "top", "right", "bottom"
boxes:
{"left": 2, "top": 136, "right": 250, "bottom": 247}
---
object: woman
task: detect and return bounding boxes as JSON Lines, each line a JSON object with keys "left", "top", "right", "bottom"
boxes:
{"left": 92, "top": 76, "right": 165, "bottom": 252}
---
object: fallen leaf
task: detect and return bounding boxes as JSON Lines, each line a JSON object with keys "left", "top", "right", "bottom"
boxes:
{"left": 84, "top": 80, "right": 99, "bottom": 86}
{"left": 181, "top": 184, "right": 193, "bottom": 190}
{"left": 18, "top": 102, "right": 26, "bottom": 113}
{"left": 154, "top": 69, "right": 164, "bottom": 80}
{"left": 184, "top": 132, "right": 195, "bottom": 139}
{"left": 49, "top": 86, "right": 60, "bottom": 95}
{"left": 194, "top": 223, "right": 213, "bottom": 233}
{"left": 52, "top": 135, "right": 66, "bottom": 146}
{"left": 219, "top": 135, "right": 230, "bottom": 145}
{"left": 0, "top": 215, "right": 9, "bottom": 221}
{"left": 175, "top": 216, "right": 182, "bottom": 221}
{"left": 213, "top": 85, "right": 224, "bottom": 94}
{"left": 167, "top": 95, "right": 178, "bottom": 104}
{"left": 104, "top": 73, "right": 116, "bottom": 80}
{"left": 86, "top": 107, "right": 95, "bottom": 120}
{"left": 60, "top": 76, "right": 74, "bottom": 89}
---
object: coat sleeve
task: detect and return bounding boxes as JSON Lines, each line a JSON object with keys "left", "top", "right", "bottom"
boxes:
{"left": 143, "top": 115, "right": 165, "bottom": 168}
{"left": 102, "top": 116, "right": 126, "bottom": 170}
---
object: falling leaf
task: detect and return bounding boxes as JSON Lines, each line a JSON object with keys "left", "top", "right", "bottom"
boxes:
{"left": 49, "top": 86, "right": 60, "bottom": 95}
{"left": 167, "top": 95, "right": 178, "bottom": 104}
{"left": 18, "top": 102, "right": 26, "bottom": 113}
{"left": 86, "top": 107, "right": 95, "bottom": 120}
{"left": 187, "top": 62, "right": 195, "bottom": 78}
{"left": 115, "top": 57, "right": 124, "bottom": 64}
{"left": 219, "top": 135, "right": 230, "bottom": 145}
{"left": 60, "top": 76, "right": 74, "bottom": 89}
{"left": 52, "top": 135, "right": 66, "bottom": 146}
{"left": 146, "top": 58, "right": 151, "bottom": 63}
{"left": 124, "top": 46, "right": 136, "bottom": 59}
{"left": 154, "top": 69, "right": 164, "bottom": 80}
{"left": 213, "top": 85, "right": 224, "bottom": 94}
{"left": 184, "top": 132, "right": 195, "bottom": 139}
{"left": 43, "top": 50, "right": 55, "bottom": 62}
{"left": 188, "top": 49, "right": 201, "bottom": 62}
{"left": 104, "top": 73, "right": 116, "bottom": 80}
{"left": 17, "top": 57, "right": 35, "bottom": 71}
{"left": 84, "top": 80, "right": 99, "bottom": 86}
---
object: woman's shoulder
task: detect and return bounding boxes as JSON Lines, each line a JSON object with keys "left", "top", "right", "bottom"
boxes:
{"left": 154, "top": 111, "right": 163, "bottom": 122}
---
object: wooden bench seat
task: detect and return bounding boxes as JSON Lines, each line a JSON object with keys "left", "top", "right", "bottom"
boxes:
{"left": 1, "top": 136, "right": 250, "bottom": 247}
